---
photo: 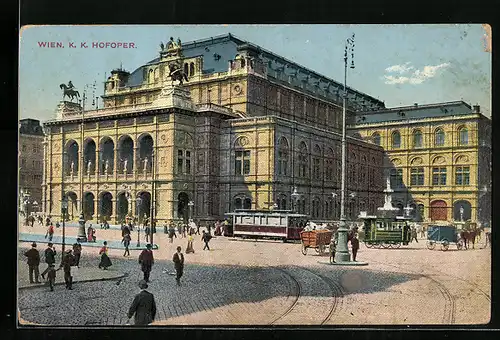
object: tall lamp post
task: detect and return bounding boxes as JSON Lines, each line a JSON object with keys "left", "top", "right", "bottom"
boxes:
{"left": 61, "top": 197, "right": 68, "bottom": 254}
{"left": 76, "top": 82, "right": 88, "bottom": 243}
{"left": 136, "top": 196, "right": 142, "bottom": 247}
{"left": 188, "top": 200, "right": 194, "bottom": 221}
{"left": 291, "top": 187, "right": 300, "bottom": 213}
{"left": 333, "top": 33, "right": 366, "bottom": 265}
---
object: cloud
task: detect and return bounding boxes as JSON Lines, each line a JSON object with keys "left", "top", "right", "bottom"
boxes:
{"left": 385, "top": 62, "right": 414, "bottom": 74}
{"left": 383, "top": 62, "right": 451, "bottom": 85}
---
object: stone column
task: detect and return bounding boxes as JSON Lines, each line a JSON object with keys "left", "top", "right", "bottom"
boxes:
{"left": 133, "top": 147, "right": 138, "bottom": 178}
{"left": 113, "top": 146, "right": 118, "bottom": 178}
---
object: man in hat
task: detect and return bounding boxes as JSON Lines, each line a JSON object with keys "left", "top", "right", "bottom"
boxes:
{"left": 172, "top": 246, "right": 184, "bottom": 286}
{"left": 127, "top": 280, "right": 157, "bottom": 326}
{"left": 138, "top": 244, "right": 154, "bottom": 282}
{"left": 59, "top": 249, "right": 75, "bottom": 290}
{"left": 41, "top": 243, "right": 57, "bottom": 280}
{"left": 24, "top": 242, "right": 41, "bottom": 284}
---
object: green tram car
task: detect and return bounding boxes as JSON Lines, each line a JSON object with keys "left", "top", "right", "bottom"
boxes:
{"left": 360, "top": 216, "right": 412, "bottom": 248}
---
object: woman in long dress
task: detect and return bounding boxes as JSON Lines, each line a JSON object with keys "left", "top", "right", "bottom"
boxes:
{"left": 98, "top": 241, "right": 112, "bottom": 270}
{"left": 186, "top": 233, "right": 195, "bottom": 254}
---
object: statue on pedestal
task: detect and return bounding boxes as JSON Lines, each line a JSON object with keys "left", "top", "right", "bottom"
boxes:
{"left": 143, "top": 157, "right": 148, "bottom": 173}
{"left": 123, "top": 159, "right": 128, "bottom": 174}
{"left": 59, "top": 81, "right": 80, "bottom": 102}
{"left": 87, "top": 160, "right": 92, "bottom": 175}
{"left": 70, "top": 161, "right": 75, "bottom": 175}
{"left": 105, "top": 159, "right": 110, "bottom": 174}
{"left": 460, "top": 205, "right": 464, "bottom": 222}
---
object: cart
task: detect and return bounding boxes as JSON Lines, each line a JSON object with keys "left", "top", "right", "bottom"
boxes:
{"left": 426, "top": 225, "right": 464, "bottom": 251}
{"left": 300, "top": 230, "right": 333, "bottom": 255}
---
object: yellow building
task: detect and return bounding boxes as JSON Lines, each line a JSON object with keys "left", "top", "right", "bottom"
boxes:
{"left": 42, "top": 34, "right": 386, "bottom": 224}
{"left": 351, "top": 101, "right": 491, "bottom": 226}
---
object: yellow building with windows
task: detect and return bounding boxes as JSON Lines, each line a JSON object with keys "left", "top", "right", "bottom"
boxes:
{"left": 42, "top": 34, "right": 386, "bottom": 224}
{"left": 351, "top": 101, "right": 491, "bottom": 226}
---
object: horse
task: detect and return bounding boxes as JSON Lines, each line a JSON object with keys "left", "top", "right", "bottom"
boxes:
{"left": 168, "top": 64, "right": 189, "bottom": 85}
{"left": 59, "top": 84, "right": 80, "bottom": 102}
{"left": 460, "top": 229, "right": 479, "bottom": 250}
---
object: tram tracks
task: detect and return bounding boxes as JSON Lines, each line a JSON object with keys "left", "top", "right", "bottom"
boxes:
{"left": 271, "top": 266, "right": 344, "bottom": 325}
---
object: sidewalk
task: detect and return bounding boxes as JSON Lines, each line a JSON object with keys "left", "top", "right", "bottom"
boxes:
{"left": 19, "top": 232, "right": 158, "bottom": 250}
{"left": 18, "top": 260, "right": 126, "bottom": 290}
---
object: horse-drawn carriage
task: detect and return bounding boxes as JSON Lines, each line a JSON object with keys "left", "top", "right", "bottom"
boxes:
{"left": 426, "top": 224, "right": 464, "bottom": 251}
{"left": 360, "top": 216, "right": 412, "bottom": 248}
{"left": 300, "top": 229, "right": 333, "bottom": 255}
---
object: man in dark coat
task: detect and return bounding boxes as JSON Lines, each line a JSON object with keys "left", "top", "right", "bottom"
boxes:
{"left": 59, "top": 249, "right": 75, "bottom": 289}
{"left": 24, "top": 242, "right": 41, "bottom": 283}
{"left": 73, "top": 243, "right": 82, "bottom": 267}
{"left": 202, "top": 230, "right": 212, "bottom": 250}
{"left": 138, "top": 244, "right": 154, "bottom": 282}
{"left": 351, "top": 233, "right": 360, "bottom": 262}
{"left": 127, "top": 280, "right": 157, "bottom": 326}
{"left": 41, "top": 243, "right": 57, "bottom": 280}
{"left": 144, "top": 225, "right": 151, "bottom": 243}
{"left": 172, "top": 246, "right": 184, "bottom": 286}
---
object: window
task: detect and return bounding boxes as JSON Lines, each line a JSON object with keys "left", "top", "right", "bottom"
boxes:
{"left": 184, "top": 63, "right": 189, "bottom": 76}
{"left": 413, "top": 130, "right": 423, "bottom": 148}
{"left": 189, "top": 62, "right": 195, "bottom": 76}
{"left": 298, "top": 143, "right": 308, "bottom": 178}
{"left": 313, "top": 158, "right": 321, "bottom": 179}
{"left": 432, "top": 167, "right": 447, "bottom": 185}
{"left": 392, "top": 131, "right": 401, "bottom": 149}
{"left": 390, "top": 168, "right": 403, "bottom": 188}
{"left": 177, "top": 150, "right": 184, "bottom": 174}
{"left": 459, "top": 128, "right": 469, "bottom": 145}
{"left": 325, "top": 159, "right": 334, "bottom": 180}
{"left": 32, "top": 160, "right": 35, "bottom": 168}
{"left": 435, "top": 129, "right": 445, "bottom": 146}
{"left": 277, "top": 139, "right": 289, "bottom": 176}
{"left": 234, "top": 198, "right": 242, "bottom": 210}
{"left": 455, "top": 166, "right": 470, "bottom": 185}
{"left": 185, "top": 151, "right": 191, "bottom": 174}
{"left": 410, "top": 167, "right": 425, "bottom": 186}
{"left": 243, "top": 198, "right": 252, "bottom": 209}
{"left": 372, "top": 133, "right": 381, "bottom": 146}
{"left": 235, "top": 150, "right": 251, "bottom": 175}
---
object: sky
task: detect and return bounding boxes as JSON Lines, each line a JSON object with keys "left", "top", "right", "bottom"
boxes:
{"left": 19, "top": 24, "right": 492, "bottom": 122}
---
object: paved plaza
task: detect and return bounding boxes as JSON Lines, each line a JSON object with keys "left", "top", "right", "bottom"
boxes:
{"left": 18, "top": 223, "right": 491, "bottom": 326}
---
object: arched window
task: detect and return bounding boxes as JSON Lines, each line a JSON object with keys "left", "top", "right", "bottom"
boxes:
{"left": 372, "top": 132, "right": 381, "bottom": 146}
{"left": 325, "top": 148, "right": 334, "bottom": 181}
{"left": 184, "top": 63, "right": 189, "bottom": 76}
{"left": 392, "top": 131, "right": 401, "bottom": 149}
{"left": 277, "top": 137, "right": 289, "bottom": 176}
{"left": 459, "top": 127, "right": 469, "bottom": 145}
{"left": 435, "top": 128, "right": 445, "bottom": 146}
{"left": 298, "top": 142, "right": 308, "bottom": 178}
{"left": 312, "top": 145, "right": 321, "bottom": 179}
{"left": 189, "top": 62, "right": 195, "bottom": 76}
{"left": 243, "top": 198, "right": 252, "bottom": 210}
{"left": 413, "top": 130, "right": 423, "bottom": 148}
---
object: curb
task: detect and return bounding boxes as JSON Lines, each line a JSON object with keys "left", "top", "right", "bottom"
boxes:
{"left": 19, "top": 272, "right": 128, "bottom": 290}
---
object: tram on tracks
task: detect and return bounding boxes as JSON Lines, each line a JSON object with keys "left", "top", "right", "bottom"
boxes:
{"left": 359, "top": 215, "right": 412, "bottom": 248}
{"left": 227, "top": 209, "right": 309, "bottom": 242}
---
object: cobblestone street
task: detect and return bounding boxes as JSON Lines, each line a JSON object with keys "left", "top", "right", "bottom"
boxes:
{"left": 18, "top": 224, "right": 491, "bottom": 325}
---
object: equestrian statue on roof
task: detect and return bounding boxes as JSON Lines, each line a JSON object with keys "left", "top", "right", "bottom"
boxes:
{"left": 59, "top": 80, "right": 80, "bottom": 102}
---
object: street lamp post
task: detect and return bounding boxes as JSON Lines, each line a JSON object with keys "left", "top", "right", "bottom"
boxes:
{"left": 291, "top": 187, "right": 300, "bottom": 213}
{"left": 188, "top": 200, "right": 194, "bottom": 221}
{"left": 136, "top": 196, "right": 142, "bottom": 247}
{"left": 61, "top": 197, "right": 68, "bottom": 254}
{"left": 334, "top": 33, "right": 361, "bottom": 264}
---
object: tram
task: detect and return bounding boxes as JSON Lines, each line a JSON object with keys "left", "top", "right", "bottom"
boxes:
{"left": 360, "top": 215, "right": 412, "bottom": 248}
{"left": 227, "top": 209, "right": 308, "bottom": 241}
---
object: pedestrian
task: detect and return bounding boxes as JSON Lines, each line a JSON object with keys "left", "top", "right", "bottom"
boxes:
{"left": 186, "top": 233, "right": 195, "bottom": 254}
{"left": 329, "top": 238, "right": 337, "bottom": 263}
{"left": 47, "top": 264, "right": 57, "bottom": 291}
{"left": 177, "top": 223, "right": 183, "bottom": 238}
{"left": 129, "top": 221, "right": 134, "bottom": 232}
{"left": 122, "top": 233, "right": 131, "bottom": 257}
{"left": 195, "top": 221, "right": 201, "bottom": 235}
{"left": 127, "top": 280, "right": 157, "bottom": 326}
{"left": 98, "top": 241, "right": 112, "bottom": 270}
{"left": 59, "top": 249, "right": 75, "bottom": 290}
{"left": 182, "top": 223, "right": 187, "bottom": 238}
{"left": 30, "top": 215, "right": 35, "bottom": 228}
{"left": 41, "top": 243, "right": 57, "bottom": 280}
{"left": 24, "top": 242, "right": 41, "bottom": 284}
{"left": 214, "top": 221, "right": 221, "bottom": 236}
{"left": 351, "top": 233, "right": 360, "bottom": 262}
{"left": 172, "top": 246, "right": 184, "bottom": 285}
{"left": 55, "top": 221, "right": 60, "bottom": 229}
{"left": 45, "top": 224, "right": 55, "bottom": 241}
{"left": 122, "top": 224, "right": 130, "bottom": 238}
{"left": 73, "top": 242, "right": 82, "bottom": 267}
{"left": 202, "top": 230, "right": 212, "bottom": 250}
{"left": 45, "top": 216, "right": 51, "bottom": 227}
{"left": 144, "top": 225, "right": 151, "bottom": 243}
{"left": 138, "top": 244, "right": 154, "bottom": 282}
{"left": 168, "top": 225, "right": 175, "bottom": 243}
{"left": 411, "top": 227, "right": 418, "bottom": 243}
{"left": 87, "top": 224, "right": 94, "bottom": 242}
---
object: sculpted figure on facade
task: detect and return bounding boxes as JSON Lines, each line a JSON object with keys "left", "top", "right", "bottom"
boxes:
{"left": 70, "top": 161, "right": 75, "bottom": 174}
{"left": 87, "top": 160, "right": 92, "bottom": 175}
{"left": 143, "top": 157, "right": 148, "bottom": 173}
{"left": 105, "top": 159, "right": 109, "bottom": 174}
{"left": 123, "top": 159, "right": 128, "bottom": 173}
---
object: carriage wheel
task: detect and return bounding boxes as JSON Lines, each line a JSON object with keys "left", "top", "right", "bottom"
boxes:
{"left": 315, "top": 247, "right": 320, "bottom": 254}
{"left": 457, "top": 239, "right": 464, "bottom": 250}
{"left": 301, "top": 244, "right": 308, "bottom": 255}
{"left": 365, "top": 241, "right": 373, "bottom": 248}
{"left": 427, "top": 241, "right": 436, "bottom": 250}
{"left": 319, "top": 245, "right": 326, "bottom": 254}
{"left": 441, "top": 240, "right": 449, "bottom": 251}
{"left": 381, "top": 243, "right": 389, "bottom": 249}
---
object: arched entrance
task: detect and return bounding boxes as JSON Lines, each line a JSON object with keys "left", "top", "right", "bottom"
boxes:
{"left": 430, "top": 200, "right": 448, "bottom": 221}
{"left": 66, "top": 192, "right": 78, "bottom": 220}
{"left": 117, "top": 192, "right": 129, "bottom": 223}
{"left": 118, "top": 136, "right": 134, "bottom": 174}
{"left": 453, "top": 200, "right": 471, "bottom": 222}
{"left": 100, "top": 137, "right": 114, "bottom": 175}
{"left": 99, "top": 192, "right": 113, "bottom": 222}
{"left": 83, "top": 192, "right": 95, "bottom": 220}
{"left": 178, "top": 192, "right": 189, "bottom": 222}
{"left": 137, "top": 192, "right": 151, "bottom": 224}
{"left": 138, "top": 134, "right": 153, "bottom": 173}
{"left": 83, "top": 138, "right": 96, "bottom": 175}
{"left": 65, "top": 140, "right": 79, "bottom": 175}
